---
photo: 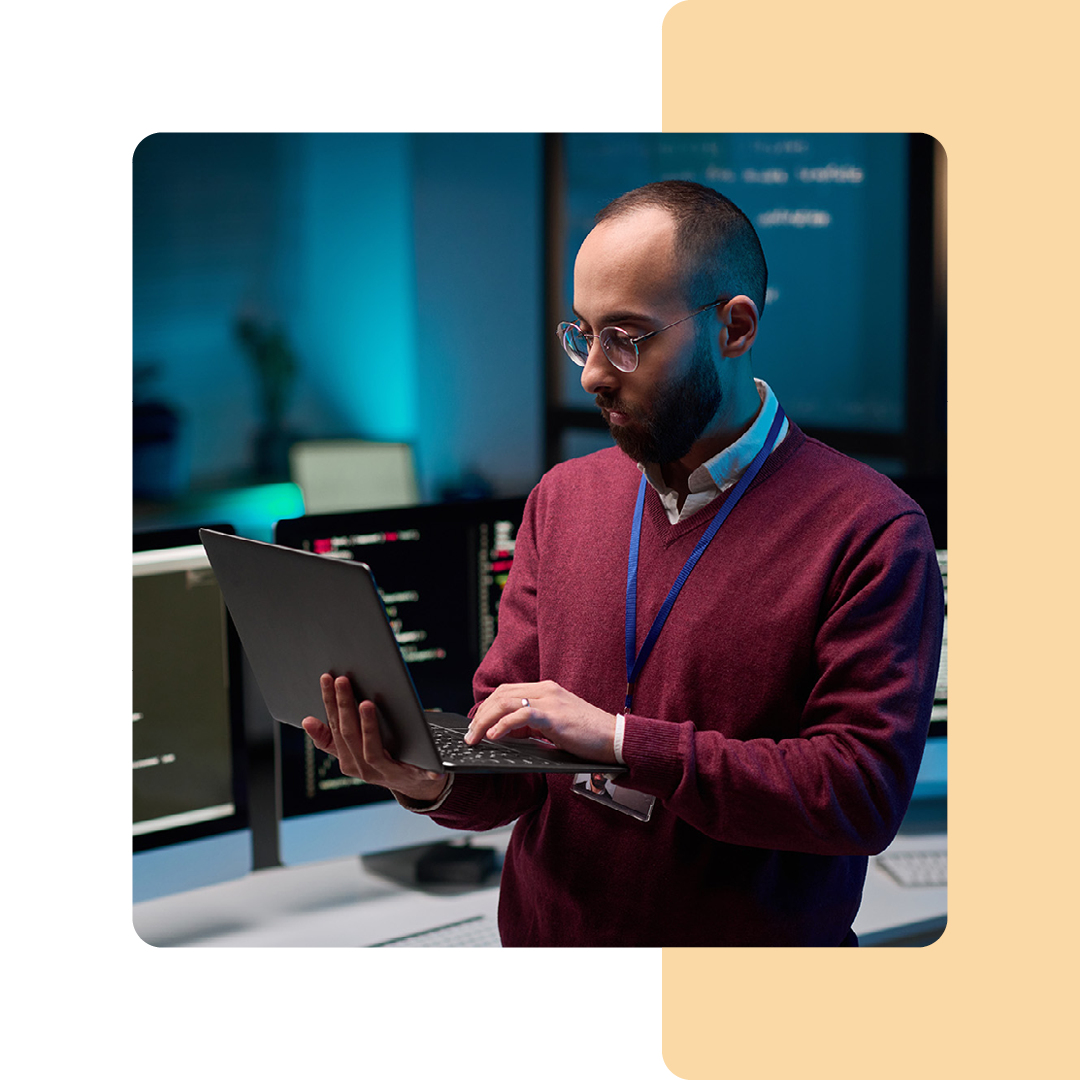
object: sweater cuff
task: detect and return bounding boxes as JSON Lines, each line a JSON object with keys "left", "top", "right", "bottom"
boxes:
{"left": 619, "top": 713, "right": 688, "bottom": 797}
{"left": 393, "top": 773, "right": 455, "bottom": 813}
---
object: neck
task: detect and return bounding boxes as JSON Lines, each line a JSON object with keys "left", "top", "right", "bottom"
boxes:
{"left": 659, "top": 376, "right": 762, "bottom": 508}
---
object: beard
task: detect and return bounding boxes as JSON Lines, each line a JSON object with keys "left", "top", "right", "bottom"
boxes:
{"left": 597, "top": 335, "right": 722, "bottom": 465}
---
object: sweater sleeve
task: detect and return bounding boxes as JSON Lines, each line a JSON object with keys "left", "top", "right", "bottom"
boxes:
{"left": 618, "top": 511, "right": 944, "bottom": 856}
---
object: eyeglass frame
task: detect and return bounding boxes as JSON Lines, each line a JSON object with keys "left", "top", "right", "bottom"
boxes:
{"left": 557, "top": 298, "right": 729, "bottom": 374}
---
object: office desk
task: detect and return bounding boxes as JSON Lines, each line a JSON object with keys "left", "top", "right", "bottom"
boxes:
{"left": 134, "top": 821, "right": 945, "bottom": 947}
{"left": 133, "top": 833, "right": 509, "bottom": 948}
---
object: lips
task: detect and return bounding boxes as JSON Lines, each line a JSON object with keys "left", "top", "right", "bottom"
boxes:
{"left": 597, "top": 396, "right": 635, "bottom": 427}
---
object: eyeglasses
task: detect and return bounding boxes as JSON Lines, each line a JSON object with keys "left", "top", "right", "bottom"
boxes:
{"left": 557, "top": 299, "right": 727, "bottom": 374}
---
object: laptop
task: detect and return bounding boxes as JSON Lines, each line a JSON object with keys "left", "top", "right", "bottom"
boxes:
{"left": 199, "top": 529, "right": 625, "bottom": 775}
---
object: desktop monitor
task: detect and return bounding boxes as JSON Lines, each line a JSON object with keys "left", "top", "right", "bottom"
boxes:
{"left": 546, "top": 132, "right": 947, "bottom": 536}
{"left": 911, "top": 549, "right": 948, "bottom": 801}
{"left": 132, "top": 526, "right": 252, "bottom": 902}
{"left": 272, "top": 497, "right": 527, "bottom": 865}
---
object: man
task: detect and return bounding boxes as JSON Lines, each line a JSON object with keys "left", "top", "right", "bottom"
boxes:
{"left": 303, "top": 181, "right": 944, "bottom": 947}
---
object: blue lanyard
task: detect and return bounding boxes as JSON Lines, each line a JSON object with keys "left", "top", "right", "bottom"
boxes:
{"left": 624, "top": 405, "right": 786, "bottom": 713}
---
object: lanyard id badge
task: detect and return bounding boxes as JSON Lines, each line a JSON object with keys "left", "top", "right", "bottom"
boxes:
{"left": 573, "top": 406, "right": 784, "bottom": 823}
{"left": 572, "top": 772, "right": 655, "bottom": 821}
{"left": 623, "top": 404, "right": 785, "bottom": 714}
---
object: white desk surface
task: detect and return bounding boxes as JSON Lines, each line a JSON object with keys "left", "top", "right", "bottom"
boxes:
{"left": 133, "top": 833, "right": 509, "bottom": 948}
{"left": 854, "top": 830, "right": 947, "bottom": 942}
{"left": 134, "top": 826, "right": 945, "bottom": 948}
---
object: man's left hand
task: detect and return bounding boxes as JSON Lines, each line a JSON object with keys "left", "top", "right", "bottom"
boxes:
{"left": 466, "top": 680, "right": 619, "bottom": 764}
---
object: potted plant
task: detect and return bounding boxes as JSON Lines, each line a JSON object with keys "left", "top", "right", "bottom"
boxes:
{"left": 235, "top": 317, "right": 299, "bottom": 481}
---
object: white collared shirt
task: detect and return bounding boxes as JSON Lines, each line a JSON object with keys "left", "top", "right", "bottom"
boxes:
{"left": 640, "top": 378, "right": 789, "bottom": 524}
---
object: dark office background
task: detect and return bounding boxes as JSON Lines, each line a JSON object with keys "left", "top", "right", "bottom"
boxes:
{"left": 134, "top": 133, "right": 545, "bottom": 505}
{"left": 132, "top": 132, "right": 945, "bottom": 539}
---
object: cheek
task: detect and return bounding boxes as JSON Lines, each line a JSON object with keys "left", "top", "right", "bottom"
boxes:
{"left": 627, "top": 370, "right": 664, "bottom": 405}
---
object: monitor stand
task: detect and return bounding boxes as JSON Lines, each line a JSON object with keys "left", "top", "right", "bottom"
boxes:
{"left": 362, "top": 839, "right": 502, "bottom": 893}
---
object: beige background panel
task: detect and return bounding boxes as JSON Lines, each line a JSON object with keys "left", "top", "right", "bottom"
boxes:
{"left": 662, "top": 1, "right": 1077, "bottom": 1077}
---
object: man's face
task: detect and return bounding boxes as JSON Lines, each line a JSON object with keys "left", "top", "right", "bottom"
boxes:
{"left": 598, "top": 323, "right": 722, "bottom": 465}
{"left": 572, "top": 208, "right": 723, "bottom": 465}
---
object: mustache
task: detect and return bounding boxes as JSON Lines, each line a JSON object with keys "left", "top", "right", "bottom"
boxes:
{"left": 595, "top": 393, "right": 642, "bottom": 418}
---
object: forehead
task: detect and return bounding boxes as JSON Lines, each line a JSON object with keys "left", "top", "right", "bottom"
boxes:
{"left": 573, "top": 207, "right": 686, "bottom": 323}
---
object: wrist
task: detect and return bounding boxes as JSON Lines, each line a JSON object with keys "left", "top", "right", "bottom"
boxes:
{"left": 396, "top": 774, "right": 450, "bottom": 809}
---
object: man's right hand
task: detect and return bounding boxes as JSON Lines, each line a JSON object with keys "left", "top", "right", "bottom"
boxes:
{"left": 302, "top": 674, "right": 449, "bottom": 805}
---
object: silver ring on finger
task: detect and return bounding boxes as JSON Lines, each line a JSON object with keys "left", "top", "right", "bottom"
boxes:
{"left": 522, "top": 698, "right": 530, "bottom": 709}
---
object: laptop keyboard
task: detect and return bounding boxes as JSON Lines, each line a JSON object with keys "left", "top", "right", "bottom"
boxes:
{"left": 428, "top": 722, "right": 560, "bottom": 768}
{"left": 369, "top": 915, "right": 501, "bottom": 948}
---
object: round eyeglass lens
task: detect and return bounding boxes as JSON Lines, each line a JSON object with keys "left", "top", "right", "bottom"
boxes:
{"left": 599, "top": 328, "right": 639, "bottom": 372}
{"left": 559, "top": 323, "right": 590, "bottom": 365}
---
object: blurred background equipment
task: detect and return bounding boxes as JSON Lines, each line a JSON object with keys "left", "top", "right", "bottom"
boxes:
{"left": 288, "top": 439, "right": 419, "bottom": 514}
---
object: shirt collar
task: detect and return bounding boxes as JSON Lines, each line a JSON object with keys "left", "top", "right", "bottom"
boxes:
{"left": 640, "top": 379, "right": 786, "bottom": 510}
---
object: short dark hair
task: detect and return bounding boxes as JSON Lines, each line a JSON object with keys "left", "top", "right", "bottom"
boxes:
{"left": 594, "top": 181, "right": 768, "bottom": 317}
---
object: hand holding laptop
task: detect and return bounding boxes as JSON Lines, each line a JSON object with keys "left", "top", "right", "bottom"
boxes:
{"left": 302, "top": 674, "right": 450, "bottom": 804}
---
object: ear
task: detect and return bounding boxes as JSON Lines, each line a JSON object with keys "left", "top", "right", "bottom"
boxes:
{"left": 718, "top": 295, "right": 759, "bottom": 358}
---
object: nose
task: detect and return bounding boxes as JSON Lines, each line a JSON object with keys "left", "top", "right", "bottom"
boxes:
{"left": 579, "top": 338, "right": 620, "bottom": 396}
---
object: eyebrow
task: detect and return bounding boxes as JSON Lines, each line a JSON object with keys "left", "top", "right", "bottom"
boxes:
{"left": 571, "top": 308, "right": 655, "bottom": 328}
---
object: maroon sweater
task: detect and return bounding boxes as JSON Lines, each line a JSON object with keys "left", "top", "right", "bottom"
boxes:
{"left": 429, "top": 423, "right": 944, "bottom": 946}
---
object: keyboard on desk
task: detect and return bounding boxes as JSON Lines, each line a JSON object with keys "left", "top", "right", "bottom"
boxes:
{"left": 875, "top": 850, "right": 948, "bottom": 888}
{"left": 370, "top": 915, "right": 501, "bottom": 948}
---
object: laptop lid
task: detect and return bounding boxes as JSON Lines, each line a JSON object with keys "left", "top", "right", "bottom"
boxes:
{"left": 199, "top": 529, "right": 624, "bottom": 776}
{"left": 201, "top": 528, "right": 447, "bottom": 772}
